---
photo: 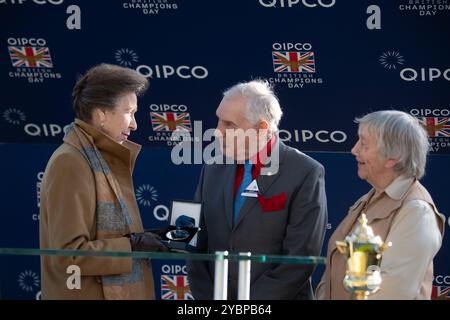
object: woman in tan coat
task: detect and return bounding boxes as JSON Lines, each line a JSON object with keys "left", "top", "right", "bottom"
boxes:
{"left": 39, "top": 63, "right": 168, "bottom": 300}
{"left": 316, "top": 110, "right": 445, "bottom": 300}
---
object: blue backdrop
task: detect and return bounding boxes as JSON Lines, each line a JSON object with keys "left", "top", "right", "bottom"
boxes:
{"left": 0, "top": 0, "right": 449, "bottom": 299}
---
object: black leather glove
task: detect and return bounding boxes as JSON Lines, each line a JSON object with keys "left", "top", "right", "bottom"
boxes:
{"left": 128, "top": 232, "right": 169, "bottom": 252}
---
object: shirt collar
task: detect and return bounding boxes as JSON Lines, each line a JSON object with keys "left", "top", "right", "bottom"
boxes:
{"left": 249, "top": 134, "right": 276, "bottom": 170}
{"left": 384, "top": 175, "right": 415, "bottom": 201}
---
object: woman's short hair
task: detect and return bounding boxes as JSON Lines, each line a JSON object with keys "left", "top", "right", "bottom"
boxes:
{"left": 223, "top": 79, "right": 283, "bottom": 134}
{"left": 72, "top": 63, "right": 149, "bottom": 121}
{"left": 355, "top": 110, "right": 430, "bottom": 179}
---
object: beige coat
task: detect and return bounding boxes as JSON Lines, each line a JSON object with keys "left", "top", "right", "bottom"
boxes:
{"left": 39, "top": 120, "right": 154, "bottom": 299}
{"left": 316, "top": 178, "right": 444, "bottom": 300}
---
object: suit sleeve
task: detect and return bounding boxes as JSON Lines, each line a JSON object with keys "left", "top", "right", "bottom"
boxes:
{"left": 186, "top": 165, "right": 215, "bottom": 299}
{"left": 250, "top": 164, "right": 328, "bottom": 299}
{"left": 41, "top": 151, "right": 132, "bottom": 276}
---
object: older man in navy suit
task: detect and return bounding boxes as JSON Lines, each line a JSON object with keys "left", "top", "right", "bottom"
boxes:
{"left": 187, "top": 80, "right": 327, "bottom": 300}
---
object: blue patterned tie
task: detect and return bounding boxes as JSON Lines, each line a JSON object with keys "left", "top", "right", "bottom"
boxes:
{"left": 233, "top": 160, "right": 253, "bottom": 224}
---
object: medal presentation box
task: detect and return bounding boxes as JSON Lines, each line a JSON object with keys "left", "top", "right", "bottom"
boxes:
{"left": 150, "top": 200, "right": 202, "bottom": 253}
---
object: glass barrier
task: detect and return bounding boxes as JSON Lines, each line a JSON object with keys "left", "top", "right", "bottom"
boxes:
{"left": 0, "top": 247, "right": 325, "bottom": 264}
{"left": 0, "top": 248, "right": 325, "bottom": 300}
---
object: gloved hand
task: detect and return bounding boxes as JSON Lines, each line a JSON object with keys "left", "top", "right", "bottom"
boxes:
{"left": 128, "top": 232, "right": 169, "bottom": 252}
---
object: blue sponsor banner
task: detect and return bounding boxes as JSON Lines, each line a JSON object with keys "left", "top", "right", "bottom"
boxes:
{"left": 0, "top": 0, "right": 449, "bottom": 299}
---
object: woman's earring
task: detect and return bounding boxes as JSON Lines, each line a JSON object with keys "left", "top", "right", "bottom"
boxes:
{"left": 101, "top": 122, "right": 104, "bottom": 128}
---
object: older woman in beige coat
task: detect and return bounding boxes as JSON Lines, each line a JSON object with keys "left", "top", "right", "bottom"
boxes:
{"left": 316, "top": 110, "right": 445, "bottom": 300}
{"left": 40, "top": 64, "right": 167, "bottom": 300}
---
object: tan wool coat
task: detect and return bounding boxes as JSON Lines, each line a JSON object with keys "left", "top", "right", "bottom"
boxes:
{"left": 316, "top": 179, "right": 444, "bottom": 300}
{"left": 40, "top": 119, "right": 154, "bottom": 299}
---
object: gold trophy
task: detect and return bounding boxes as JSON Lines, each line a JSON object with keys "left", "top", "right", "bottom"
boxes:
{"left": 336, "top": 214, "right": 391, "bottom": 300}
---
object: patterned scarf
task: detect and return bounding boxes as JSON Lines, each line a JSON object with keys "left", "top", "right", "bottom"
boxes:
{"left": 63, "top": 122, "right": 146, "bottom": 299}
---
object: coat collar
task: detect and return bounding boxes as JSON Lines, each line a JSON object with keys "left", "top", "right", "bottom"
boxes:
{"left": 384, "top": 175, "right": 415, "bottom": 200}
{"left": 349, "top": 175, "right": 415, "bottom": 222}
{"left": 74, "top": 118, "right": 141, "bottom": 171}
{"left": 329, "top": 175, "right": 417, "bottom": 255}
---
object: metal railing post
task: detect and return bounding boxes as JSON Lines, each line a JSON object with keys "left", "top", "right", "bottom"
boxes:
{"left": 237, "top": 252, "right": 251, "bottom": 300}
{"left": 213, "top": 251, "right": 229, "bottom": 300}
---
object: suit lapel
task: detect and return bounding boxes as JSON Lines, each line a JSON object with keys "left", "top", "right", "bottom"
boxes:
{"left": 223, "top": 163, "right": 236, "bottom": 230}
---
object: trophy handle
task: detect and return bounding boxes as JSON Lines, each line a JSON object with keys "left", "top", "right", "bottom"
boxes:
{"left": 335, "top": 241, "right": 348, "bottom": 254}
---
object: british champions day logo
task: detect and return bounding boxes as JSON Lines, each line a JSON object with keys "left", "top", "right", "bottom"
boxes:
{"left": 160, "top": 264, "right": 193, "bottom": 300}
{"left": 269, "top": 42, "right": 323, "bottom": 89}
{"left": 410, "top": 108, "right": 450, "bottom": 153}
{"left": 432, "top": 274, "right": 450, "bottom": 299}
{"left": 7, "top": 37, "right": 62, "bottom": 83}
{"left": 148, "top": 103, "right": 195, "bottom": 146}
{"left": 258, "top": 0, "right": 336, "bottom": 9}
{"left": 122, "top": 0, "right": 178, "bottom": 15}
{"left": 398, "top": 0, "right": 450, "bottom": 16}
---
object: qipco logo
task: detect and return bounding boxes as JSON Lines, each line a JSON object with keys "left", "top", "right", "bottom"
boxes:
{"left": 5, "top": 0, "right": 64, "bottom": 4}
{"left": 161, "top": 264, "right": 187, "bottom": 275}
{"left": 153, "top": 204, "right": 169, "bottom": 221}
{"left": 32, "top": 0, "right": 64, "bottom": 4}
{"left": 7, "top": 37, "right": 46, "bottom": 46}
{"left": 279, "top": 129, "right": 347, "bottom": 143}
{"left": 410, "top": 109, "right": 450, "bottom": 117}
{"left": 259, "top": 0, "right": 336, "bottom": 8}
{"left": 24, "top": 123, "right": 71, "bottom": 137}
{"left": 434, "top": 275, "right": 450, "bottom": 285}
{"left": 400, "top": 67, "right": 450, "bottom": 82}
{"left": 136, "top": 65, "right": 208, "bottom": 79}
{"left": 149, "top": 104, "right": 188, "bottom": 112}
{"left": 272, "top": 42, "right": 312, "bottom": 51}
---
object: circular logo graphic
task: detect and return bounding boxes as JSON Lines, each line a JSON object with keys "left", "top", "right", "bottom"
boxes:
{"left": 18, "top": 270, "right": 40, "bottom": 292}
{"left": 379, "top": 51, "right": 405, "bottom": 70}
{"left": 136, "top": 184, "right": 158, "bottom": 207}
{"left": 3, "top": 108, "right": 26, "bottom": 125}
{"left": 114, "top": 48, "right": 138, "bottom": 67}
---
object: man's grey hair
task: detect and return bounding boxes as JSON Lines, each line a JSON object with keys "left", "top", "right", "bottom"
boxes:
{"left": 355, "top": 110, "right": 430, "bottom": 179}
{"left": 223, "top": 79, "right": 283, "bottom": 134}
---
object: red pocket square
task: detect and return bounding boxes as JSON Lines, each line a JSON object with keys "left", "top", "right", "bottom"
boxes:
{"left": 257, "top": 192, "right": 287, "bottom": 212}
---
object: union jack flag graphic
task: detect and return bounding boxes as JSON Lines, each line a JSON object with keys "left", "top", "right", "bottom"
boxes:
{"left": 419, "top": 117, "right": 450, "bottom": 137}
{"left": 8, "top": 46, "right": 53, "bottom": 68}
{"left": 272, "top": 51, "right": 315, "bottom": 73}
{"left": 161, "top": 275, "right": 193, "bottom": 300}
{"left": 150, "top": 112, "right": 192, "bottom": 132}
{"left": 431, "top": 286, "right": 450, "bottom": 300}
